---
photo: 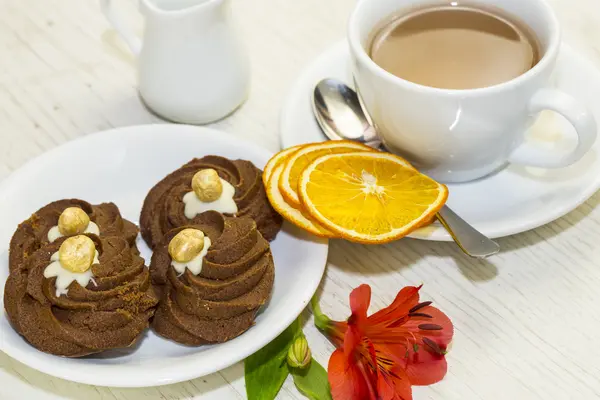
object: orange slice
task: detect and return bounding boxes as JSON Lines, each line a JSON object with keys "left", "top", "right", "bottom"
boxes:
{"left": 298, "top": 151, "right": 448, "bottom": 244}
{"left": 262, "top": 145, "right": 303, "bottom": 186}
{"left": 279, "top": 141, "right": 373, "bottom": 207}
{"left": 266, "top": 164, "right": 335, "bottom": 237}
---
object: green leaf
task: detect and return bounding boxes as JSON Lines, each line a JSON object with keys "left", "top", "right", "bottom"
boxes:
{"left": 291, "top": 359, "right": 332, "bottom": 400}
{"left": 245, "top": 319, "right": 302, "bottom": 400}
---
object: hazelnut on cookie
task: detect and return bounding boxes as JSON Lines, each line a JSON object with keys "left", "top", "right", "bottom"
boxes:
{"left": 149, "top": 211, "right": 274, "bottom": 345}
{"left": 4, "top": 233, "right": 158, "bottom": 357}
{"left": 9, "top": 199, "right": 139, "bottom": 273}
{"left": 140, "top": 156, "right": 283, "bottom": 249}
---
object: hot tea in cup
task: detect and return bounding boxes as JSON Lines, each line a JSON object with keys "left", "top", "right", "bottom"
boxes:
{"left": 368, "top": 4, "right": 541, "bottom": 90}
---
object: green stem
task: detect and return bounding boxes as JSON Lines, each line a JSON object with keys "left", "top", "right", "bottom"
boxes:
{"left": 310, "top": 294, "right": 322, "bottom": 316}
{"left": 310, "top": 294, "right": 331, "bottom": 332}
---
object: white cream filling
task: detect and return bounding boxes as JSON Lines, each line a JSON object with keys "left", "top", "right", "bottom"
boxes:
{"left": 183, "top": 178, "right": 238, "bottom": 219}
{"left": 171, "top": 237, "right": 211, "bottom": 276}
{"left": 44, "top": 250, "right": 99, "bottom": 297}
{"left": 47, "top": 221, "right": 100, "bottom": 243}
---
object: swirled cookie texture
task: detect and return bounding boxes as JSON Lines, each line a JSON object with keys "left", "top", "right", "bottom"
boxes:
{"left": 140, "top": 156, "right": 283, "bottom": 249}
{"left": 4, "top": 234, "right": 158, "bottom": 357}
{"left": 9, "top": 199, "right": 139, "bottom": 273}
{"left": 150, "top": 211, "right": 274, "bottom": 345}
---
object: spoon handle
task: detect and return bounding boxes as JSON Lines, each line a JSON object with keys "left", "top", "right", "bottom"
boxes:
{"left": 436, "top": 205, "right": 500, "bottom": 258}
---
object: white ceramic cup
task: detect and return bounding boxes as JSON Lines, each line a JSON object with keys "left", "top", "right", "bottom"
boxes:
{"left": 349, "top": 0, "right": 597, "bottom": 183}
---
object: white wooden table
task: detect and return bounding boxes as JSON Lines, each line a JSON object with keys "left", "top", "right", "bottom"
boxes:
{"left": 2, "top": 0, "right": 600, "bottom": 399}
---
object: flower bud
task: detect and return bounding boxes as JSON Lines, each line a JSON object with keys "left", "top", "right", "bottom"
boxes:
{"left": 287, "top": 335, "right": 311, "bottom": 369}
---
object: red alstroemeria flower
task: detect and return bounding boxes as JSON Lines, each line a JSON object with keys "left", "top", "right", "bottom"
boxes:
{"left": 312, "top": 284, "right": 453, "bottom": 400}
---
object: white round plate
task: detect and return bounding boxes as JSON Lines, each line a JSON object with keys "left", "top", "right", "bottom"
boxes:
{"left": 0, "top": 125, "right": 329, "bottom": 387}
{"left": 281, "top": 41, "right": 600, "bottom": 241}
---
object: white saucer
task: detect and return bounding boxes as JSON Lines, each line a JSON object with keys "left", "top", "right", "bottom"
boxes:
{"left": 0, "top": 125, "right": 329, "bottom": 387}
{"left": 281, "top": 41, "right": 600, "bottom": 241}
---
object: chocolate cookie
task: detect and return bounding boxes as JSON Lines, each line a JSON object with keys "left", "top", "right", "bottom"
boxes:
{"left": 150, "top": 211, "right": 274, "bottom": 345}
{"left": 9, "top": 199, "right": 139, "bottom": 273}
{"left": 4, "top": 234, "right": 158, "bottom": 357}
{"left": 140, "top": 156, "right": 283, "bottom": 249}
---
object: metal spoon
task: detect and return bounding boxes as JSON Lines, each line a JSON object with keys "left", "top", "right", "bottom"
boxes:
{"left": 313, "top": 78, "right": 500, "bottom": 258}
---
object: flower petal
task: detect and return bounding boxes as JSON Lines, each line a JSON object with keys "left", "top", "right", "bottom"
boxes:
{"left": 349, "top": 284, "right": 371, "bottom": 320}
{"left": 377, "top": 367, "right": 413, "bottom": 400}
{"left": 369, "top": 286, "right": 421, "bottom": 326}
{"left": 343, "top": 325, "right": 362, "bottom": 361}
{"left": 392, "top": 305, "right": 453, "bottom": 385}
{"left": 324, "top": 320, "right": 348, "bottom": 348}
{"left": 402, "top": 305, "right": 454, "bottom": 345}
{"left": 329, "top": 348, "right": 373, "bottom": 400}
{"left": 375, "top": 341, "right": 448, "bottom": 386}
{"left": 405, "top": 351, "right": 448, "bottom": 386}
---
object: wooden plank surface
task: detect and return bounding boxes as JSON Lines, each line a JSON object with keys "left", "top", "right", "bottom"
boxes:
{"left": 1, "top": 0, "right": 600, "bottom": 398}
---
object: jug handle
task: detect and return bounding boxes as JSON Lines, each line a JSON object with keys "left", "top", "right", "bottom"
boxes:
{"left": 100, "top": 0, "right": 142, "bottom": 56}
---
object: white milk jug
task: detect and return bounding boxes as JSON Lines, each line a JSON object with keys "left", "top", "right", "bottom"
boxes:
{"left": 101, "top": 0, "right": 250, "bottom": 124}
